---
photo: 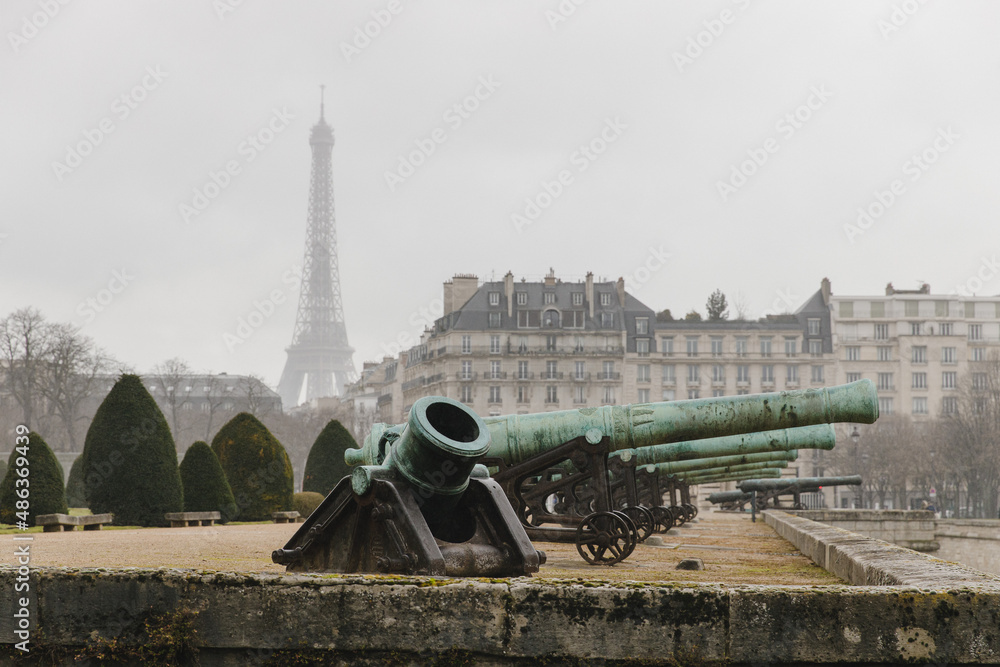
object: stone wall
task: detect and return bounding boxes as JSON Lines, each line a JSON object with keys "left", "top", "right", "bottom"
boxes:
{"left": 935, "top": 519, "right": 1000, "bottom": 576}
{"left": 782, "top": 509, "right": 939, "bottom": 551}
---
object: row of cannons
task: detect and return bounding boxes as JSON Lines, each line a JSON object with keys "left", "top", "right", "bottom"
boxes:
{"left": 707, "top": 475, "right": 863, "bottom": 512}
{"left": 272, "top": 380, "right": 879, "bottom": 577}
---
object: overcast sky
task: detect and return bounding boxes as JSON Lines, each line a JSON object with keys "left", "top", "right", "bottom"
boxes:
{"left": 2, "top": 1, "right": 997, "bottom": 392}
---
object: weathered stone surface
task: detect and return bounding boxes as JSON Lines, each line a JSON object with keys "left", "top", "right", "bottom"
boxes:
{"left": 676, "top": 558, "right": 704, "bottom": 570}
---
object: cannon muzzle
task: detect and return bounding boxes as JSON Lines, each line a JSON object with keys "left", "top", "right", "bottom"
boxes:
{"left": 738, "top": 475, "right": 862, "bottom": 492}
{"left": 707, "top": 490, "right": 752, "bottom": 505}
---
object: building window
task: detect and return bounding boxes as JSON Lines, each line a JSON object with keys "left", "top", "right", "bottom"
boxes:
{"left": 878, "top": 397, "right": 893, "bottom": 414}
{"left": 600, "top": 292, "right": 611, "bottom": 306}
{"left": 662, "top": 364, "right": 676, "bottom": 384}
{"left": 811, "top": 365, "right": 825, "bottom": 384}
{"left": 939, "top": 322, "right": 953, "bottom": 336}
{"left": 912, "top": 346, "right": 926, "bottom": 363}
{"left": 905, "top": 301, "right": 919, "bottom": 317}
{"left": 662, "top": 389, "right": 676, "bottom": 401}
{"left": 942, "top": 396, "right": 958, "bottom": 415}
{"left": 761, "top": 365, "right": 774, "bottom": 383}
{"left": 735, "top": 337, "right": 748, "bottom": 357}
{"left": 877, "top": 346, "right": 892, "bottom": 362}
{"left": 565, "top": 310, "right": 585, "bottom": 328}
{"left": 516, "top": 292, "right": 527, "bottom": 306}
{"left": 460, "top": 360, "right": 472, "bottom": 380}
{"left": 574, "top": 385, "right": 586, "bottom": 404}
{"left": 490, "top": 335, "right": 501, "bottom": 354}
{"left": 969, "top": 324, "right": 983, "bottom": 341}
{"left": 488, "top": 312, "right": 501, "bottom": 328}
{"left": 460, "top": 386, "right": 473, "bottom": 403}
{"left": 972, "top": 347, "right": 986, "bottom": 362}
{"left": 875, "top": 323, "right": 889, "bottom": 340}
{"left": 935, "top": 300, "right": 949, "bottom": 317}
{"left": 809, "top": 340, "right": 822, "bottom": 357}
{"left": 807, "top": 318, "right": 820, "bottom": 335}
{"left": 637, "top": 388, "right": 650, "bottom": 403}
{"left": 870, "top": 301, "right": 885, "bottom": 318}
{"left": 636, "top": 317, "right": 649, "bottom": 335}
{"left": 942, "top": 371, "right": 956, "bottom": 389}
{"left": 545, "top": 360, "right": 558, "bottom": 379}
{"left": 572, "top": 292, "right": 583, "bottom": 306}
{"left": 602, "top": 360, "right": 616, "bottom": 379}
{"left": 636, "top": 338, "right": 650, "bottom": 357}
{"left": 942, "top": 347, "right": 956, "bottom": 364}
{"left": 574, "top": 361, "right": 585, "bottom": 379}
{"left": 877, "top": 372, "right": 893, "bottom": 391}
{"left": 711, "top": 337, "right": 723, "bottom": 357}
{"left": 912, "top": 397, "right": 928, "bottom": 415}
{"left": 546, "top": 386, "right": 558, "bottom": 404}
{"left": 603, "top": 386, "right": 616, "bottom": 404}
{"left": 785, "top": 338, "right": 798, "bottom": 356}
{"left": 912, "top": 372, "right": 927, "bottom": 389}
{"left": 840, "top": 301, "right": 854, "bottom": 317}
{"left": 517, "top": 336, "right": 528, "bottom": 353}
{"left": 973, "top": 373, "right": 987, "bottom": 390}
{"left": 846, "top": 372, "right": 861, "bottom": 383}
{"left": 461, "top": 335, "right": 471, "bottom": 354}
{"left": 760, "top": 337, "right": 772, "bottom": 358}
{"left": 712, "top": 389, "right": 725, "bottom": 397}
{"left": 736, "top": 388, "right": 750, "bottom": 395}
{"left": 910, "top": 322, "right": 922, "bottom": 336}
{"left": 600, "top": 312, "right": 614, "bottom": 328}
{"left": 543, "top": 310, "right": 560, "bottom": 328}
{"left": 687, "top": 364, "right": 700, "bottom": 383}
{"left": 573, "top": 335, "right": 585, "bottom": 352}
{"left": 490, "top": 360, "right": 502, "bottom": 379}
{"left": 543, "top": 292, "right": 555, "bottom": 305}
{"left": 661, "top": 337, "right": 674, "bottom": 356}
{"left": 687, "top": 389, "right": 700, "bottom": 399}
{"left": 488, "top": 291, "right": 500, "bottom": 306}
{"left": 517, "top": 386, "right": 528, "bottom": 403}
{"left": 787, "top": 365, "right": 799, "bottom": 383}
{"left": 846, "top": 346, "right": 860, "bottom": 361}
{"left": 686, "top": 337, "right": 699, "bottom": 357}
{"left": 545, "top": 335, "right": 557, "bottom": 351}
{"left": 737, "top": 365, "right": 750, "bottom": 383}
{"left": 637, "top": 364, "right": 650, "bottom": 382}
{"left": 489, "top": 386, "right": 501, "bottom": 403}
{"left": 712, "top": 364, "right": 725, "bottom": 382}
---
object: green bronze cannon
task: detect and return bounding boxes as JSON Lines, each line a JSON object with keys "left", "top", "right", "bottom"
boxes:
{"left": 342, "top": 380, "right": 876, "bottom": 566}
{"left": 707, "top": 490, "right": 753, "bottom": 509}
{"left": 737, "top": 475, "right": 863, "bottom": 510}
{"left": 273, "top": 396, "right": 543, "bottom": 576}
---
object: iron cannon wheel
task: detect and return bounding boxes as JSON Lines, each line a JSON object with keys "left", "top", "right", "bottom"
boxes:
{"left": 681, "top": 503, "right": 698, "bottom": 521}
{"left": 651, "top": 505, "right": 674, "bottom": 532}
{"left": 575, "top": 511, "right": 634, "bottom": 565}
{"left": 670, "top": 505, "right": 687, "bottom": 527}
{"left": 619, "top": 506, "right": 655, "bottom": 542}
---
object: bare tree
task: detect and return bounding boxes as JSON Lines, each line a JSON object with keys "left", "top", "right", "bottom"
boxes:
{"left": 731, "top": 290, "right": 751, "bottom": 321}
{"left": 150, "top": 358, "right": 193, "bottom": 444}
{"left": 0, "top": 307, "right": 53, "bottom": 427}
{"left": 239, "top": 374, "right": 274, "bottom": 417}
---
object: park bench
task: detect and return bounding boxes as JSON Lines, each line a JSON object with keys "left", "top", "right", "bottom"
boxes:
{"left": 36, "top": 513, "right": 114, "bottom": 532}
{"left": 164, "top": 511, "right": 222, "bottom": 527}
{"left": 271, "top": 511, "right": 300, "bottom": 523}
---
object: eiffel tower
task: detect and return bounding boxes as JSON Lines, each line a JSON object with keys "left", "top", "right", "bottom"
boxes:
{"left": 278, "top": 86, "right": 356, "bottom": 409}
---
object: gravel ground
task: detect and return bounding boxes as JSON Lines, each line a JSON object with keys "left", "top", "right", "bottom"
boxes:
{"left": 24, "top": 512, "right": 840, "bottom": 585}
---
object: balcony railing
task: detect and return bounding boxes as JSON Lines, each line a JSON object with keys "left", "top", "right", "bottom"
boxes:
{"left": 572, "top": 372, "right": 591, "bottom": 382}
{"left": 597, "top": 372, "right": 621, "bottom": 380}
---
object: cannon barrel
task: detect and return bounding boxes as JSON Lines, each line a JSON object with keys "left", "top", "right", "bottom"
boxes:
{"left": 707, "top": 490, "right": 752, "bottom": 504}
{"left": 648, "top": 449, "right": 798, "bottom": 476}
{"left": 683, "top": 468, "right": 784, "bottom": 485}
{"left": 346, "top": 380, "right": 877, "bottom": 466}
{"left": 738, "top": 475, "right": 862, "bottom": 492}
{"left": 666, "top": 460, "right": 789, "bottom": 480}
{"left": 625, "top": 424, "right": 834, "bottom": 467}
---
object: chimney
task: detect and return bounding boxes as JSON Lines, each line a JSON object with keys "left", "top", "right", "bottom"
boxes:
{"left": 544, "top": 267, "right": 556, "bottom": 287}
{"left": 586, "top": 272, "right": 594, "bottom": 319}
{"left": 442, "top": 279, "right": 455, "bottom": 315}
{"left": 885, "top": 282, "right": 895, "bottom": 296}
{"left": 821, "top": 277, "right": 832, "bottom": 305}
{"left": 616, "top": 276, "right": 626, "bottom": 306}
{"left": 451, "top": 274, "right": 480, "bottom": 313}
{"left": 505, "top": 270, "right": 514, "bottom": 318}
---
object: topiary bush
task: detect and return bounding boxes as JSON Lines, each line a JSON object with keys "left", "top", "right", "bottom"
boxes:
{"left": 302, "top": 419, "right": 357, "bottom": 496}
{"left": 179, "top": 441, "right": 236, "bottom": 519}
{"left": 211, "top": 413, "right": 293, "bottom": 521}
{"left": 65, "top": 455, "right": 87, "bottom": 508}
{"left": 0, "top": 431, "right": 68, "bottom": 525}
{"left": 292, "top": 491, "right": 324, "bottom": 519}
{"left": 80, "top": 374, "right": 183, "bottom": 526}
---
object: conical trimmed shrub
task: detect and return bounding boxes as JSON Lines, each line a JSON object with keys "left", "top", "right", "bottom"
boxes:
{"left": 211, "top": 413, "right": 293, "bottom": 521}
{"left": 302, "top": 419, "right": 357, "bottom": 496}
{"left": 65, "top": 455, "right": 87, "bottom": 508}
{"left": 80, "top": 374, "right": 183, "bottom": 526}
{"left": 180, "top": 441, "right": 236, "bottom": 519}
{"left": 0, "top": 431, "right": 68, "bottom": 525}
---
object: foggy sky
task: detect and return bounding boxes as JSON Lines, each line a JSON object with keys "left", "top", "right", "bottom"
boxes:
{"left": 2, "top": 0, "right": 998, "bottom": 391}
